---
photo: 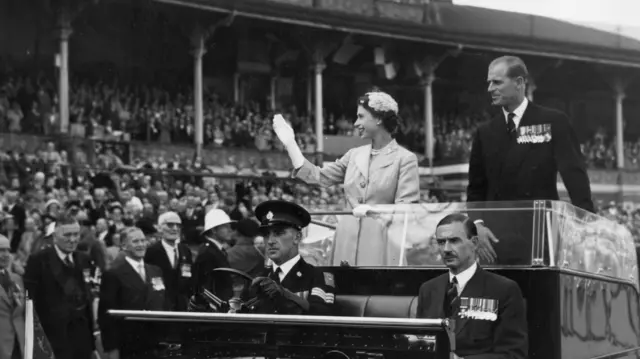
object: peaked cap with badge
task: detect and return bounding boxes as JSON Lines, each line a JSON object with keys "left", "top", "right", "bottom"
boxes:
{"left": 254, "top": 200, "right": 311, "bottom": 232}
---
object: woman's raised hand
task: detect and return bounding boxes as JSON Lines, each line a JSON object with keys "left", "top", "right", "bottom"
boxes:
{"left": 272, "top": 114, "right": 296, "bottom": 148}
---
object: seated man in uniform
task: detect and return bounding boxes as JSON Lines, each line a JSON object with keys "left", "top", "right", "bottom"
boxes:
{"left": 417, "top": 213, "right": 528, "bottom": 359}
{"left": 249, "top": 200, "right": 335, "bottom": 315}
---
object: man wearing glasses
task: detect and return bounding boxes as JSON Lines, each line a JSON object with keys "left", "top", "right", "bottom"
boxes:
{"left": 144, "top": 212, "right": 194, "bottom": 311}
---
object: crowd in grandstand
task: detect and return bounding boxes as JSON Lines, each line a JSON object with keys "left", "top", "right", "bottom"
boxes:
{"left": 2, "top": 73, "right": 638, "bottom": 168}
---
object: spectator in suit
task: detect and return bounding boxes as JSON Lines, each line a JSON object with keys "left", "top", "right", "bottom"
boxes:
{"left": 273, "top": 91, "right": 420, "bottom": 266}
{"left": 98, "top": 227, "right": 166, "bottom": 359}
{"left": 144, "top": 211, "right": 193, "bottom": 311}
{"left": 24, "top": 214, "right": 95, "bottom": 359}
{"left": 417, "top": 213, "right": 528, "bottom": 359}
{"left": 468, "top": 55, "right": 594, "bottom": 263}
{"left": 227, "top": 218, "right": 264, "bottom": 277}
{"left": 0, "top": 234, "right": 25, "bottom": 359}
{"left": 3, "top": 191, "right": 25, "bottom": 233}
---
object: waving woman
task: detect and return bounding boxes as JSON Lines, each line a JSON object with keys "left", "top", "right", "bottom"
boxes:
{"left": 273, "top": 91, "right": 420, "bottom": 266}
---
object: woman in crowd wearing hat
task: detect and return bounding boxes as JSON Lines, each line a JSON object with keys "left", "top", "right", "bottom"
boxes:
{"left": 273, "top": 91, "right": 420, "bottom": 266}
{"left": 250, "top": 200, "right": 335, "bottom": 315}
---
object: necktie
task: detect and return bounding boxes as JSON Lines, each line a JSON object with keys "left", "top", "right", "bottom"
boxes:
{"left": 270, "top": 267, "right": 282, "bottom": 284}
{"left": 138, "top": 262, "right": 146, "bottom": 281}
{"left": 445, "top": 276, "right": 459, "bottom": 317}
{"left": 506, "top": 113, "right": 516, "bottom": 135}
{"left": 64, "top": 255, "right": 74, "bottom": 268}
{"left": 174, "top": 249, "right": 179, "bottom": 269}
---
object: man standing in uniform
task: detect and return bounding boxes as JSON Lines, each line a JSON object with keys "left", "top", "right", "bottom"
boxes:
{"left": 250, "top": 200, "right": 335, "bottom": 315}
{"left": 468, "top": 56, "right": 594, "bottom": 263}
{"left": 145, "top": 212, "right": 193, "bottom": 311}
{"left": 99, "top": 227, "right": 166, "bottom": 359}
{"left": 24, "top": 214, "right": 95, "bottom": 359}
{"left": 191, "top": 209, "right": 235, "bottom": 306}
{"left": 417, "top": 213, "right": 528, "bottom": 359}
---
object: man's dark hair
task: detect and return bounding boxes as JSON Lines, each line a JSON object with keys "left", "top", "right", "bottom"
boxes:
{"left": 490, "top": 56, "right": 529, "bottom": 82}
{"left": 56, "top": 213, "right": 78, "bottom": 226}
{"left": 436, "top": 213, "right": 477, "bottom": 239}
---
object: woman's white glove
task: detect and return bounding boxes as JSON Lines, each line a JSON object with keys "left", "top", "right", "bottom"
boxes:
{"left": 353, "top": 204, "right": 373, "bottom": 218}
{"left": 273, "top": 114, "right": 297, "bottom": 148}
{"left": 273, "top": 114, "right": 305, "bottom": 168}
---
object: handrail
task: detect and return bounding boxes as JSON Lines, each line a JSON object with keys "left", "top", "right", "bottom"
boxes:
{"left": 108, "top": 310, "right": 448, "bottom": 330}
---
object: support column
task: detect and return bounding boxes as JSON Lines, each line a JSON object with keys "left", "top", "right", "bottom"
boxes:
{"left": 307, "top": 71, "right": 313, "bottom": 115}
{"left": 191, "top": 28, "right": 207, "bottom": 158}
{"left": 423, "top": 72, "right": 436, "bottom": 170}
{"left": 614, "top": 87, "right": 625, "bottom": 170}
{"left": 57, "top": 15, "right": 72, "bottom": 134}
{"left": 233, "top": 73, "right": 240, "bottom": 103}
{"left": 270, "top": 75, "right": 278, "bottom": 111}
{"left": 314, "top": 61, "right": 325, "bottom": 156}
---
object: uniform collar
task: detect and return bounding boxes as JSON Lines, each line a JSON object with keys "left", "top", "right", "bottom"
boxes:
{"left": 273, "top": 254, "right": 301, "bottom": 280}
{"left": 206, "top": 237, "right": 224, "bottom": 251}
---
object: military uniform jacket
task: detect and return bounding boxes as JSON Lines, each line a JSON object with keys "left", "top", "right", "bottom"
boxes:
{"left": 260, "top": 257, "right": 335, "bottom": 316}
{"left": 98, "top": 257, "right": 167, "bottom": 355}
{"left": 467, "top": 102, "right": 593, "bottom": 212}
{"left": 193, "top": 239, "right": 231, "bottom": 299}
{"left": 417, "top": 267, "right": 528, "bottom": 359}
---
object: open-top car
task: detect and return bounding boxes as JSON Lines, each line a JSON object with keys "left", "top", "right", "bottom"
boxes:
{"left": 110, "top": 200, "right": 639, "bottom": 359}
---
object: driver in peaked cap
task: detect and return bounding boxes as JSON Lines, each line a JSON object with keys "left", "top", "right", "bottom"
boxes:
{"left": 250, "top": 200, "right": 335, "bottom": 315}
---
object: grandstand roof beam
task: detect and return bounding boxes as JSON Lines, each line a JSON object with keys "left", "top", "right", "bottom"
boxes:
{"left": 155, "top": 0, "right": 640, "bottom": 70}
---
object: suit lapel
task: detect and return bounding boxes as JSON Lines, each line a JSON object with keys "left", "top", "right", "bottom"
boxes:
{"left": 455, "top": 268, "right": 487, "bottom": 335}
{"left": 489, "top": 116, "right": 511, "bottom": 178}
{"left": 431, "top": 274, "right": 449, "bottom": 318}
{"left": 48, "top": 247, "right": 71, "bottom": 291}
{"left": 0, "top": 282, "right": 11, "bottom": 306}
{"left": 120, "top": 259, "right": 147, "bottom": 290}
{"left": 156, "top": 242, "right": 173, "bottom": 271}
{"left": 353, "top": 145, "right": 371, "bottom": 182}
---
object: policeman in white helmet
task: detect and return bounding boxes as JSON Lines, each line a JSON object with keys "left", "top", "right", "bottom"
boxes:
{"left": 191, "top": 209, "right": 235, "bottom": 307}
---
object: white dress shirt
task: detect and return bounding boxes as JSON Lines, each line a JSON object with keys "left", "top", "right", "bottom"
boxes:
{"left": 502, "top": 98, "right": 529, "bottom": 129}
{"left": 161, "top": 240, "right": 177, "bottom": 268}
{"left": 272, "top": 254, "right": 301, "bottom": 282}
{"left": 206, "top": 237, "right": 225, "bottom": 251}
{"left": 449, "top": 261, "right": 478, "bottom": 294}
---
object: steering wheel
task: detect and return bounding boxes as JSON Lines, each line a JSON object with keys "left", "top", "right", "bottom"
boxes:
{"left": 199, "top": 268, "right": 260, "bottom": 313}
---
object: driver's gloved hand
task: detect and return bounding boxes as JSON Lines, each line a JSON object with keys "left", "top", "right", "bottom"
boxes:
{"left": 251, "top": 277, "right": 284, "bottom": 298}
{"left": 187, "top": 295, "right": 209, "bottom": 312}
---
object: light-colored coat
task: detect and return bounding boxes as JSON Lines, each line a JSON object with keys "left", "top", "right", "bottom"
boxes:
{"left": 0, "top": 272, "right": 25, "bottom": 359}
{"left": 295, "top": 140, "right": 420, "bottom": 266}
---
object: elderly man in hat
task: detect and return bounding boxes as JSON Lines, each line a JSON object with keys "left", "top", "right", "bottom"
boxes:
{"left": 190, "top": 209, "right": 235, "bottom": 309}
{"left": 145, "top": 212, "right": 193, "bottom": 311}
{"left": 0, "top": 234, "right": 25, "bottom": 359}
{"left": 250, "top": 200, "right": 335, "bottom": 315}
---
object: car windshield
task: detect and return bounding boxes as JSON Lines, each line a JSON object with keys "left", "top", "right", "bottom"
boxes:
{"left": 301, "top": 200, "right": 637, "bottom": 289}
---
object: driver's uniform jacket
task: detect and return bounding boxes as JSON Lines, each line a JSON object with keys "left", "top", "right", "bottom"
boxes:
{"left": 261, "top": 257, "right": 335, "bottom": 316}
